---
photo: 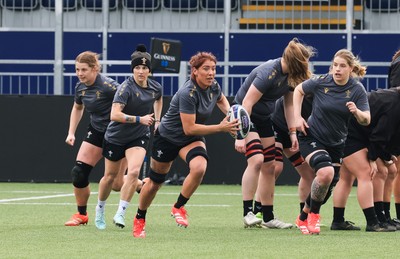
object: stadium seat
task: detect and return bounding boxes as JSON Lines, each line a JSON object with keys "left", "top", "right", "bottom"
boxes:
{"left": 1, "top": 0, "right": 39, "bottom": 10}
{"left": 163, "top": 0, "right": 198, "bottom": 11}
{"left": 200, "top": 0, "right": 237, "bottom": 12}
{"left": 41, "top": 0, "right": 78, "bottom": 11}
{"left": 123, "top": 0, "right": 160, "bottom": 11}
{"left": 81, "top": 0, "right": 118, "bottom": 11}
{"left": 365, "top": 0, "right": 399, "bottom": 12}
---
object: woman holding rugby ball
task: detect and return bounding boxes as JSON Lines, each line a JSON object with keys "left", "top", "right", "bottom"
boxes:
{"left": 131, "top": 51, "right": 239, "bottom": 238}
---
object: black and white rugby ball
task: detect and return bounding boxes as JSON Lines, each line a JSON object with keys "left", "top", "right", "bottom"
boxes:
{"left": 228, "top": 104, "right": 251, "bottom": 140}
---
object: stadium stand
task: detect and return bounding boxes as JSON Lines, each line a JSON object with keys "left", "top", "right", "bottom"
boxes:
{"left": 81, "top": 0, "right": 118, "bottom": 11}
{"left": 365, "top": 0, "right": 400, "bottom": 12}
{"left": 1, "top": 0, "right": 38, "bottom": 10}
{"left": 40, "top": 0, "right": 78, "bottom": 11}
{"left": 200, "top": 0, "right": 238, "bottom": 12}
{"left": 239, "top": 0, "right": 363, "bottom": 30}
{"left": 163, "top": 0, "right": 199, "bottom": 11}
{"left": 123, "top": 0, "right": 160, "bottom": 11}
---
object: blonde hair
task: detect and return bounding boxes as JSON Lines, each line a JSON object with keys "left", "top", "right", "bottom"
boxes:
{"left": 189, "top": 52, "right": 217, "bottom": 81}
{"left": 75, "top": 51, "right": 101, "bottom": 72}
{"left": 282, "top": 38, "right": 316, "bottom": 88}
{"left": 333, "top": 49, "right": 366, "bottom": 79}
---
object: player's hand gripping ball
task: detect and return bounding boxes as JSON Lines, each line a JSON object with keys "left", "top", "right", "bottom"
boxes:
{"left": 227, "top": 104, "right": 251, "bottom": 139}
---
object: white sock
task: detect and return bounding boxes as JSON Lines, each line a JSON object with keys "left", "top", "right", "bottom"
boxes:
{"left": 96, "top": 200, "right": 106, "bottom": 213}
{"left": 116, "top": 200, "right": 130, "bottom": 216}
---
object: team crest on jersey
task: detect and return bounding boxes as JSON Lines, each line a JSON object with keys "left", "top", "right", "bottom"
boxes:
{"left": 82, "top": 90, "right": 86, "bottom": 96}
{"left": 189, "top": 86, "right": 197, "bottom": 97}
{"left": 268, "top": 69, "right": 277, "bottom": 80}
{"left": 210, "top": 92, "right": 213, "bottom": 99}
{"left": 119, "top": 83, "right": 127, "bottom": 96}
{"left": 96, "top": 91, "right": 101, "bottom": 99}
{"left": 310, "top": 142, "right": 317, "bottom": 148}
{"left": 104, "top": 82, "right": 116, "bottom": 90}
{"left": 152, "top": 91, "right": 155, "bottom": 98}
{"left": 136, "top": 92, "right": 140, "bottom": 97}
{"left": 324, "top": 87, "right": 329, "bottom": 94}
{"left": 345, "top": 90, "right": 351, "bottom": 98}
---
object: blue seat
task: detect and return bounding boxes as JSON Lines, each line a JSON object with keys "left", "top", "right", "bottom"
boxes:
{"left": 365, "top": 0, "right": 399, "bottom": 12}
{"left": 81, "top": 0, "right": 118, "bottom": 11}
{"left": 163, "top": 0, "right": 198, "bottom": 11}
{"left": 41, "top": 0, "right": 78, "bottom": 11}
{"left": 200, "top": 0, "right": 237, "bottom": 11}
{"left": 1, "top": 0, "right": 39, "bottom": 10}
{"left": 123, "top": 0, "right": 160, "bottom": 11}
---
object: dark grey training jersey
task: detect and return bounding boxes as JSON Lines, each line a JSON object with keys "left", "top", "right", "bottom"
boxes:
{"left": 74, "top": 74, "right": 119, "bottom": 132}
{"left": 272, "top": 94, "right": 313, "bottom": 132}
{"left": 234, "top": 58, "right": 290, "bottom": 118}
{"left": 105, "top": 76, "right": 163, "bottom": 146}
{"left": 303, "top": 74, "right": 370, "bottom": 147}
{"left": 158, "top": 79, "right": 222, "bottom": 146}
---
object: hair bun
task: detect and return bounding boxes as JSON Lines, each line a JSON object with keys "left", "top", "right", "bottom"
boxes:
{"left": 136, "top": 44, "right": 147, "bottom": 52}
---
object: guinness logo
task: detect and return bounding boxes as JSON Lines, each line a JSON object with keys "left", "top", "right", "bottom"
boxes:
{"left": 162, "top": 43, "right": 170, "bottom": 54}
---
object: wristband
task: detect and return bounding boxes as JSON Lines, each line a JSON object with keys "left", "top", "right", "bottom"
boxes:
{"left": 136, "top": 116, "right": 140, "bottom": 123}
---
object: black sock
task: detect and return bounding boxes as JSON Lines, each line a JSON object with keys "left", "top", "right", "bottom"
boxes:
{"left": 254, "top": 200, "right": 262, "bottom": 214}
{"left": 300, "top": 202, "right": 305, "bottom": 213}
{"left": 243, "top": 200, "right": 253, "bottom": 216}
{"left": 262, "top": 205, "right": 274, "bottom": 222}
{"left": 136, "top": 209, "right": 147, "bottom": 219}
{"left": 78, "top": 206, "right": 87, "bottom": 215}
{"left": 363, "top": 207, "right": 379, "bottom": 226}
{"left": 299, "top": 211, "right": 308, "bottom": 221}
{"left": 396, "top": 203, "right": 400, "bottom": 219}
{"left": 333, "top": 207, "right": 345, "bottom": 223}
{"left": 383, "top": 202, "right": 391, "bottom": 220}
{"left": 310, "top": 198, "right": 322, "bottom": 214}
{"left": 374, "top": 202, "right": 387, "bottom": 222}
{"left": 175, "top": 193, "right": 189, "bottom": 208}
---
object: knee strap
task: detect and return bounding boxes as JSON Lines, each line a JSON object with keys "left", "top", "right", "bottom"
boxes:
{"left": 288, "top": 152, "right": 304, "bottom": 167}
{"left": 275, "top": 146, "right": 283, "bottom": 162}
{"left": 71, "top": 161, "right": 93, "bottom": 188}
{"left": 186, "top": 146, "right": 209, "bottom": 164}
{"left": 263, "top": 144, "right": 276, "bottom": 162}
{"left": 245, "top": 139, "right": 263, "bottom": 160}
{"left": 149, "top": 168, "right": 167, "bottom": 184}
{"left": 309, "top": 150, "right": 332, "bottom": 172}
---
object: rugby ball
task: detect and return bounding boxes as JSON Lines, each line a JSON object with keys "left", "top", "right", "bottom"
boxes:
{"left": 227, "top": 104, "right": 251, "bottom": 140}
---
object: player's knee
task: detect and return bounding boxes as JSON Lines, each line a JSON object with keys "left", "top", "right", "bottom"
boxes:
{"left": 309, "top": 151, "right": 332, "bottom": 172}
{"left": 245, "top": 139, "right": 263, "bottom": 160}
{"left": 149, "top": 168, "right": 167, "bottom": 184}
{"left": 288, "top": 152, "right": 304, "bottom": 167}
{"left": 71, "top": 161, "right": 93, "bottom": 188}
{"left": 263, "top": 144, "right": 276, "bottom": 163}
{"left": 186, "top": 146, "right": 209, "bottom": 165}
{"left": 275, "top": 146, "right": 283, "bottom": 163}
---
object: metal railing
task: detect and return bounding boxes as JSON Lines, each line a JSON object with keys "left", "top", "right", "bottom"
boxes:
{"left": 0, "top": 60, "right": 391, "bottom": 96}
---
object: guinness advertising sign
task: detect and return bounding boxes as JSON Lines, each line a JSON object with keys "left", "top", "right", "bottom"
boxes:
{"left": 150, "top": 37, "right": 182, "bottom": 73}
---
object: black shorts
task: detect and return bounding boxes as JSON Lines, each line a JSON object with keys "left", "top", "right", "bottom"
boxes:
{"left": 250, "top": 115, "right": 275, "bottom": 138}
{"left": 273, "top": 122, "right": 291, "bottom": 149}
{"left": 102, "top": 135, "right": 150, "bottom": 162}
{"left": 83, "top": 124, "right": 105, "bottom": 148}
{"left": 298, "top": 131, "right": 344, "bottom": 164}
{"left": 342, "top": 136, "right": 367, "bottom": 158}
{"left": 151, "top": 131, "right": 206, "bottom": 163}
